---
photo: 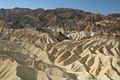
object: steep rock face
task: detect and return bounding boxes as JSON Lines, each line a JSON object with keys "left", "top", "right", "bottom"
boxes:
{"left": 0, "top": 8, "right": 119, "bottom": 35}
{"left": 67, "top": 31, "right": 95, "bottom": 40}
{"left": 0, "top": 58, "right": 21, "bottom": 80}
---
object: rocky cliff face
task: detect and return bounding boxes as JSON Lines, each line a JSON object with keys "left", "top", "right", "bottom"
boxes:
{"left": 0, "top": 8, "right": 120, "bottom": 80}
{"left": 0, "top": 8, "right": 120, "bottom": 35}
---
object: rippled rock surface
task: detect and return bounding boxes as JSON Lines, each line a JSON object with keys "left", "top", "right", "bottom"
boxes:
{"left": 0, "top": 8, "right": 120, "bottom": 80}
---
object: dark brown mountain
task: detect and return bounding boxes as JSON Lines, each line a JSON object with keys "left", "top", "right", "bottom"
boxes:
{"left": 0, "top": 7, "right": 120, "bottom": 35}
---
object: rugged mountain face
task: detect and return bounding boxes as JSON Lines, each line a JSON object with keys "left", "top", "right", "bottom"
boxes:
{"left": 0, "top": 8, "right": 119, "bottom": 33}
{"left": 0, "top": 8, "right": 120, "bottom": 80}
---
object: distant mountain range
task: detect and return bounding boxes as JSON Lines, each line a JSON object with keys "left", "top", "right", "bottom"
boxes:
{"left": 0, "top": 8, "right": 120, "bottom": 36}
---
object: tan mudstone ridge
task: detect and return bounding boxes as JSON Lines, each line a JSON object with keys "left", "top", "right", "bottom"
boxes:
{"left": 0, "top": 27, "right": 120, "bottom": 80}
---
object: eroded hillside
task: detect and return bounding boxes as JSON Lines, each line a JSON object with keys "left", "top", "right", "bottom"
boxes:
{"left": 0, "top": 8, "right": 120, "bottom": 80}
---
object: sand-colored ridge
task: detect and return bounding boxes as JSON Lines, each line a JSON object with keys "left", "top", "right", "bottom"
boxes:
{"left": 0, "top": 27, "right": 120, "bottom": 80}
